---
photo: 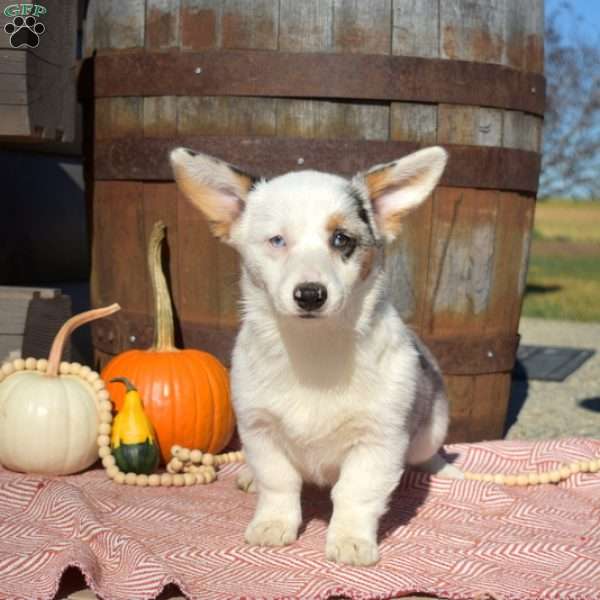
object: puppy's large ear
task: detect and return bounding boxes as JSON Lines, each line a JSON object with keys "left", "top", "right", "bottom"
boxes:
{"left": 169, "top": 148, "right": 257, "bottom": 241}
{"left": 353, "top": 146, "right": 447, "bottom": 242}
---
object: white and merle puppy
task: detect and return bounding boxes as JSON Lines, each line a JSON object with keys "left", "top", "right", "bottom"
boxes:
{"left": 170, "top": 146, "right": 462, "bottom": 566}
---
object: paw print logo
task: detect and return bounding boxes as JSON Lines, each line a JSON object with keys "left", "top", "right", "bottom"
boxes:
{"left": 4, "top": 15, "right": 45, "bottom": 48}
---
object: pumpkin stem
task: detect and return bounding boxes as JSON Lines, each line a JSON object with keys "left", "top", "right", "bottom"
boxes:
{"left": 46, "top": 303, "right": 121, "bottom": 377}
{"left": 110, "top": 377, "right": 137, "bottom": 393}
{"left": 148, "top": 221, "right": 178, "bottom": 351}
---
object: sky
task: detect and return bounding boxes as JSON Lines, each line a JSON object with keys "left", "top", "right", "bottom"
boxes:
{"left": 546, "top": 0, "right": 600, "bottom": 40}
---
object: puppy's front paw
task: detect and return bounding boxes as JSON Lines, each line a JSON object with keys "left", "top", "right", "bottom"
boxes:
{"left": 245, "top": 520, "right": 298, "bottom": 546}
{"left": 325, "top": 536, "right": 379, "bottom": 566}
{"left": 236, "top": 466, "right": 256, "bottom": 493}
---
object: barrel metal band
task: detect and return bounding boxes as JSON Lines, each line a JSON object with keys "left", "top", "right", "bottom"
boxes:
{"left": 94, "top": 50, "right": 545, "bottom": 116}
{"left": 92, "top": 312, "right": 519, "bottom": 376}
{"left": 420, "top": 333, "right": 520, "bottom": 376}
{"left": 94, "top": 136, "right": 540, "bottom": 193}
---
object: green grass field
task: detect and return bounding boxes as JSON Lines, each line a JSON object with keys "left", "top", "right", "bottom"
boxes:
{"left": 532, "top": 199, "right": 600, "bottom": 242}
{"left": 522, "top": 200, "right": 600, "bottom": 321}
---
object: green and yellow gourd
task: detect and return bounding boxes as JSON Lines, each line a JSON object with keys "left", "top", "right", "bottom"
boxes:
{"left": 110, "top": 377, "right": 159, "bottom": 475}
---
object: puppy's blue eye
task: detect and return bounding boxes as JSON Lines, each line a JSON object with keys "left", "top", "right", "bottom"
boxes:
{"left": 331, "top": 231, "right": 352, "bottom": 249}
{"left": 269, "top": 235, "right": 286, "bottom": 248}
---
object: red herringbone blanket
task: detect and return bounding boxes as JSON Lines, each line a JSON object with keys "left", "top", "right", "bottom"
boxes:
{"left": 0, "top": 438, "right": 599, "bottom": 600}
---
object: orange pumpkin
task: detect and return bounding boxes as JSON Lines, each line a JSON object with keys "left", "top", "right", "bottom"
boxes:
{"left": 101, "top": 221, "right": 235, "bottom": 463}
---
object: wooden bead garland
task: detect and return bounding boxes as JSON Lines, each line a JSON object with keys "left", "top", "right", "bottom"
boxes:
{"left": 0, "top": 356, "right": 105, "bottom": 382}
{"left": 97, "top": 404, "right": 245, "bottom": 486}
{"left": 0, "top": 356, "right": 107, "bottom": 405}
{"left": 463, "top": 459, "right": 600, "bottom": 486}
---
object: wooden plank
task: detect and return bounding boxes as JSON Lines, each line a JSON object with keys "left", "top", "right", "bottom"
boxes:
{"left": 424, "top": 187, "right": 499, "bottom": 335}
{"left": 0, "top": 78, "right": 26, "bottom": 102}
{"left": 392, "top": 0, "right": 439, "bottom": 58}
{"left": 0, "top": 30, "right": 10, "bottom": 51}
{"left": 504, "top": 0, "right": 544, "bottom": 73}
{"left": 146, "top": 0, "right": 181, "bottom": 50}
{"left": 0, "top": 50, "right": 26, "bottom": 75}
{"left": 444, "top": 373, "right": 510, "bottom": 444}
{"left": 471, "top": 373, "right": 512, "bottom": 440}
{"left": 93, "top": 348, "right": 113, "bottom": 372}
{"left": 446, "top": 372, "right": 511, "bottom": 443}
{"left": 0, "top": 104, "right": 29, "bottom": 135}
{"left": 390, "top": 103, "right": 437, "bottom": 144}
{"left": 514, "top": 198, "right": 535, "bottom": 323}
{"left": 24, "top": 55, "right": 62, "bottom": 139}
{"left": 181, "top": 0, "right": 221, "bottom": 50}
{"left": 0, "top": 300, "right": 34, "bottom": 335}
{"left": 0, "top": 73, "right": 27, "bottom": 93}
{"left": 425, "top": 186, "right": 529, "bottom": 448}
{"left": 90, "top": 181, "right": 148, "bottom": 314}
{"left": 216, "top": 244, "right": 241, "bottom": 330}
{"left": 275, "top": 99, "right": 388, "bottom": 141}
{"left": 0, "top": 289, "right": 60, "bottom": 337}
{"left": 95, "top": 0, "right": 145, "bottom": 49}
{"left": 221, "top": 0, "right": 279, "bottom": 50}
{"left": 475, "top": 108, "right": 503, "bottom": 147}
{"left": 524, "top": 0, "right": 544, "bottom": 74}
{"left": 278, "top": 0, "right": 333, "bottom": 52}
{"left": 143, "top": 96, "right": 177, "bottom": 137}
{"left": 333, "top": 0, "right": 391, "bottom": 55}
{"left": 36, "top": 2, "right": 77, "bottom": 141}
{"left": 177, "top": 96, "right": 277, "bottom": 136}
{"left": 95, "top": 97, "right": 143, "bottom": 139}
{"left": 518, "top": 0, "right": 545, "bottom": 74}
{"left": 176, "top": 189, "right": 221, "bottom": 328}
{"left": 94, "top": 98, "right": 112, "bottom": 140}
{"left": 111, "top": 97, "right": 144, "bottom": 138}
{"left": 0, "top": 336, "right": 23, "bottom": 363}
{"left": 444, "top": 375, "right": 476, "bottom": 444}
{"left": 0, "top": 286, "right": 58, "bottom": 299}
{"left": 437, "top": 104, "right": 502, "bottom": 147}
{"left": 503, "top": 111, "right": 542, "bottom": 152}
{"left": 90, "top": 181, "right": 109, "bottom": 308}
{"left": 440, "top": 0, "right": 540, "bottom": 73}
{"left": 386, "top": 193, "right": 434, "bottom": 328}
{"left": 143, "top": 183, "right": 181, "bottom": 315}
{"left": 21, "top": 293, "right": 73, "bottom": 364}
{"left": 440, "top": 0, "right": 505, "bottom": 65}
{"left": 487, "top": 192, "right": 535, "bottom": 333}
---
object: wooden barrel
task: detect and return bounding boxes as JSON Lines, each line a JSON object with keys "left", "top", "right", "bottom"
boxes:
{"left": 86, "top": 0, "right": 544, "bottom": 443}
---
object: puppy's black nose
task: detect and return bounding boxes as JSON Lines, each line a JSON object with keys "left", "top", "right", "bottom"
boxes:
{"left": 293, "top": 283, "right": 328, "bottom": 312}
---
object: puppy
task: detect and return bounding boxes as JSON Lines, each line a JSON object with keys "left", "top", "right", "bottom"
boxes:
{"left": 170, "top": 146, "right": 462, "bottom": 566}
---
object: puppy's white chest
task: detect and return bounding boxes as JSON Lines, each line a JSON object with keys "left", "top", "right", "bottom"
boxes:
{"left": 266, "top": 379, "right": 379, "bottom": 485}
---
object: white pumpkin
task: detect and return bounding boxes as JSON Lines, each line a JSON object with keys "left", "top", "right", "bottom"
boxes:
{"left": 0, "top": 371, "right": 100, "bottom": 474}
{"left": 0, "top": 304, "right": 120, "bottom": 476}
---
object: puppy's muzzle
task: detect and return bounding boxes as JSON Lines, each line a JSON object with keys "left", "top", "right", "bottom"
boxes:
{"left": 293, "top": 282, "right": 327, "bottom": 313}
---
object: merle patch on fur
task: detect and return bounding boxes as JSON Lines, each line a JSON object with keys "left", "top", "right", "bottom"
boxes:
{"left": 347, "top": 185, "right": 376, "bottom": 242}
